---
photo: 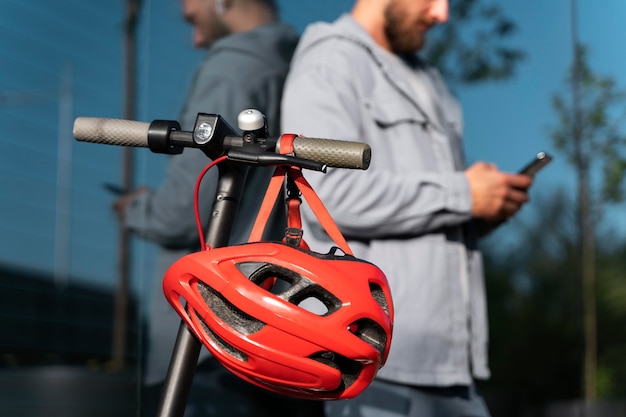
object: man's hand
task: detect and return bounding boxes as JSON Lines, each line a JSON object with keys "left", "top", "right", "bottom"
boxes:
{"left": 112, "top": 187, "right": 148, "bottom": 222}
{"left": 465, "top": 162, "right": 533, "bottom": 222}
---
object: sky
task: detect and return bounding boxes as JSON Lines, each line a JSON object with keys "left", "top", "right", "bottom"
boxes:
{"left": 1, "top": 0, "right": 625, "bottom": 297}
{"left": 455, "top": 0, "right": 626, "bottom": 244}
{"left": 459, "top": 1, "right": 619, "bottom": 175}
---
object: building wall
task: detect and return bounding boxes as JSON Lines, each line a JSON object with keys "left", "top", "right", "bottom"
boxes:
{"left": 0, "top": 0, "right": 351, "bottom": 289}
{"left": 0, "top": 1, "right": 350, "bottom": 415}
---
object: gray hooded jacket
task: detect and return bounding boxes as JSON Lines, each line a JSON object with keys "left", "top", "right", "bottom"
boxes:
{"left": 281, "top": 15, "right": 490, "bottom": 386}
{"left": 125, "top": 22, "right": 299, "bottom": 384}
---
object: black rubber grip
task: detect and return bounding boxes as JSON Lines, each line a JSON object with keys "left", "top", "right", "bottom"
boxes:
{"left": 73, "top": 117, "right": 150, "bottom": 147}
{"left": 292, "top": 137, "right": 371, "bottom": 170}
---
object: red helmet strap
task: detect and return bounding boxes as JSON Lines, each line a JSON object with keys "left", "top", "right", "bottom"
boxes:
{"left": 247, "top": 134, "right": 353, "bottom": 256}
{"left": 284, "top": 175, "right": 304, "bottom": 248}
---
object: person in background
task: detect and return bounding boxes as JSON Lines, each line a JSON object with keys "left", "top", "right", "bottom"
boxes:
{"left": 114, "top": 1, "right": 322, "bottom": 415}
{"left": 280, "top": 0, "right": 534, "bottom": 416}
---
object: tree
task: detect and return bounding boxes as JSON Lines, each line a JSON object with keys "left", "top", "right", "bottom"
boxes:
{"left": 549, "top": 43, "right": 626, "bottom": 400}
{"left": 424, "top": 0, "right": 525, "bottom": 85}
{"left": 482, "top": 190, "right": 583, "bottom": 414}
{"left": 482, "top": 188, "right": 626, "bottom": 414}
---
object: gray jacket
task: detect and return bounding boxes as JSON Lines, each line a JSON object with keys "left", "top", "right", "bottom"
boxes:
{"left": 281, "top": 15, "right": 489, "bottom": 386}
{"left": 125, "top": 22, "right": 298, "bottom": 384}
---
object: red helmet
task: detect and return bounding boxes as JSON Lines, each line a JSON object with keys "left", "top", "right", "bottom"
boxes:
{"left": 162, "top": 241, "right": 393, "bottom": 400}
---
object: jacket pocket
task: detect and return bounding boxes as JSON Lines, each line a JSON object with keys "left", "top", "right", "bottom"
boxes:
{"left": 365, "top": 96, "right": 428, "bottom": 129}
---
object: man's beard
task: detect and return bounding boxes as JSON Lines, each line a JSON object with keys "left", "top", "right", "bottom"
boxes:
{"left": 383, "top": 2, "right": 428, "bottom": 53}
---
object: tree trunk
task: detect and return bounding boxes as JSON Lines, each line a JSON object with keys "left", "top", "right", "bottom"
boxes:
{"left": 579, "top": 171, "right": 597, "bottom": 401}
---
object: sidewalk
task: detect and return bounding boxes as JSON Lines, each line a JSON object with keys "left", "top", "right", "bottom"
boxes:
{"left": 0, "top": 366, "right": 137, "bottom": 417}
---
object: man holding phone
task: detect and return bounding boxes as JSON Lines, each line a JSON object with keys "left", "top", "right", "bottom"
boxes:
{"left": 281, "top": 0, "right": 535, "bottom": 415}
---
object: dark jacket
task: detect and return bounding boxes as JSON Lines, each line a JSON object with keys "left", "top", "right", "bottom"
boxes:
{"left": 125, "top": 22, "right": 299, "bottom": 384}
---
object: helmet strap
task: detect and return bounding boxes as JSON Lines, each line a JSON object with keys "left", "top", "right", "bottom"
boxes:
{"left": 284, "top": 175, "right": 305, "bottom": 248}
{"left": 247, "top": 134, "right": 354, "bottom": 256}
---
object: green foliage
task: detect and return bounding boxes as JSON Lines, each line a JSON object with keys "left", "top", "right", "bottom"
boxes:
{"left": 595, "top": 242, "right": 626, "bottom": 398}
{"left": 482, "top": 190, "right": 626, "bottom": 407}
{"left": 547, "top": 43, "right": 626, "bottom": 401}
{"left": 482, "top": 190, "right": 582, "bottom": 405}
{"left": 424, "top": 0, "right": 525, "bottom": 85}
{"left": 550, "top": 45, "right": 626, "bottom": 205}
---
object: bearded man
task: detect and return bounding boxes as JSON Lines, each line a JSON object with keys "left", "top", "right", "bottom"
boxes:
{"left": 281, "top": 1, "right": 533, "bottom": 416}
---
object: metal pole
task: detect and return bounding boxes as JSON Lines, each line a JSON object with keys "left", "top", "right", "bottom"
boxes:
{"left": 111, "top": 0, "right": 140, "bottom": 372}
{"left": 155, "top": 163, "right": 249, "bottom": 417}
{"left": 54, "top": 64, "right": 74, "bottom": 288}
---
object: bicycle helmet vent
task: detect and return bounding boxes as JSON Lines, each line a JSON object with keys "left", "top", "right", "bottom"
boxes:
{"left": 163, "top": 241, "right": 394, "bottom": 400}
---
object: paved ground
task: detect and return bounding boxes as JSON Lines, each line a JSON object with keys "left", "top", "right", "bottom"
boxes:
{"left": 0, "top": 366, "right": 137, "bottom": 417}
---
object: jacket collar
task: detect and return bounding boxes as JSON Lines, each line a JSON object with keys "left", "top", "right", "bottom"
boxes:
{"left": 300, "top": 14, "right": 453, "bottom": 133}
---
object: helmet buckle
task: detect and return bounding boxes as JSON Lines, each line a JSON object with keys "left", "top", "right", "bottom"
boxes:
{"left": 284, "top": 227, "right": 304, "bottom": 247}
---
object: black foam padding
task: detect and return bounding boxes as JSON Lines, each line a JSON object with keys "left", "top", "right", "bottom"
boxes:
{"left": 370, "top": 283, "right": 390, "bottom": 316}
{"left": 194, "top": 309, "right": 248, "bottom": 362}
{"left": 350, "top": 318, "right": 387, "bottom": 354}
{"left": 196, "top": 282, "right": 266, "bottom": 335}
{"left": 309, "top": 351, "right": 362, "bottom": 391}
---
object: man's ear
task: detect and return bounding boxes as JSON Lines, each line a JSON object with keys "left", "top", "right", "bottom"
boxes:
{"left": 214, "top": 0, "right": 225, "bottom": 15}
{"left": 215, "top": 0, "right": 233, "bottom": 16}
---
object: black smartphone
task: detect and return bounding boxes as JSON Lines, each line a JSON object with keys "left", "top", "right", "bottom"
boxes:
{"left": 103, "top": 182, "right": 128, "bottom": 195}
{"left": 519, "top": 152, "right": 553, "bottom": 176}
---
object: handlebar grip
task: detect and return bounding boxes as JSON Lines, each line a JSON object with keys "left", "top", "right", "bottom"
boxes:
{"left": 292, "top": 137, "right": 371, "bottom": 170}
{"left": 73, "top": 117, "right": 150, "bottom": 147}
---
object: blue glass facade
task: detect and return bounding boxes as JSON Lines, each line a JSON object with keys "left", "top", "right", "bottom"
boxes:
{"left": 0, "top": 1, "right": 352, "bottom": 415}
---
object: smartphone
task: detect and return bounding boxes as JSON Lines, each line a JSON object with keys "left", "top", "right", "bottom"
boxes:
{"left": 103, "top": 182, "right": 128, "bottom": 195}
{"left": 519, "top": 152, "right": 553, "bottom": 176}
